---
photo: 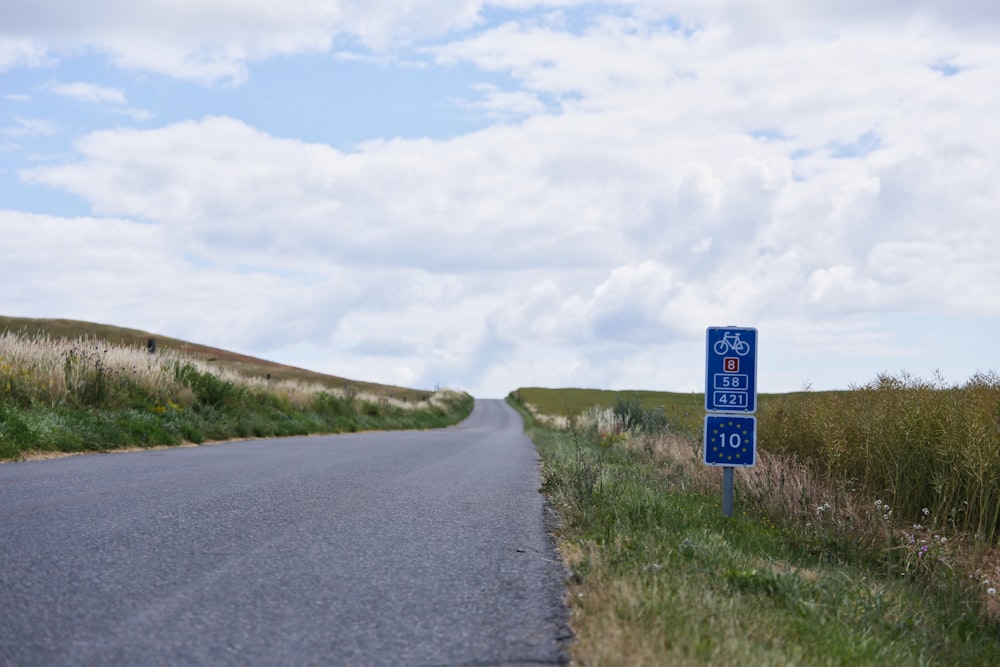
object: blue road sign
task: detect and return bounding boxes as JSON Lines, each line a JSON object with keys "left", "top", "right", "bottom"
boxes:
{"left": 704, "top": 414, "right": 757, "bottom": 467}
{"left": 705, "top": 326, "right": 757, "bottom": 413}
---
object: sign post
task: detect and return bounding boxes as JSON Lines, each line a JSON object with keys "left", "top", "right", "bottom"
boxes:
{"left": 704, "top": 326, "right": 758, "bottom": 517}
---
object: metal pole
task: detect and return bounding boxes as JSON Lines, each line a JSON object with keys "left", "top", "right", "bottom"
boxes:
{"left": 722, "top": 467, "right": 734, "bottom": 517}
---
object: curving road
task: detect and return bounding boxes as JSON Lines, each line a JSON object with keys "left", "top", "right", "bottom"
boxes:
{"left": 0, "top": 399, "right": 571, "bottom": 666}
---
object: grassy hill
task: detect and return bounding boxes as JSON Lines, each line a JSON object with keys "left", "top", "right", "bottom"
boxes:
{"left": 0, "top": 316, "right": 472, "bottom": 460}
{"left": 0, "top": 315, "right": 428, "bottom": 402}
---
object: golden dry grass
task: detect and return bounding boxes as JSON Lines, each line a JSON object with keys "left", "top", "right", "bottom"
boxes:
{"left": 1, "top": 328, "right": 452, "bottom": 416}
{"left": 572, "top": 404, "right": 1000, "bottom": 620}
{"left": 0, "top": 315, "right": 430, "bottom": 401}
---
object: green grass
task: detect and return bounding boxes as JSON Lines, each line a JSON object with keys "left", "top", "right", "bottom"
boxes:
{"left": 513, "top": 395, "right": 1000, "bottom": 666}
{"left": 518, "top": 376, "right": 1000, "bottom": 544}
{"left": 514, "top": 386, "right": 844, "bottom": 438}
{"left": 0, "top": 392, "right": 473, "bottom": 461}
{"left": 0, "top": 321, "right": 473, "bottom": 460}
{"left": 513, "top": 387, "right": 703, "bottom": 419}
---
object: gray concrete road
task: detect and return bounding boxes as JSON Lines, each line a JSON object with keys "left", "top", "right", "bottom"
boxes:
{"left": 0, "top": 399, "right": 571, "bottom": 666}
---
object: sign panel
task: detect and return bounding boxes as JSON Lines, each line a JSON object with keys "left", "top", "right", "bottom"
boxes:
{"left": 704, "top": 414, "right": 757, "bottom": 467}
{"left": 705, "top": 327, "right": 757, "bottom": 413}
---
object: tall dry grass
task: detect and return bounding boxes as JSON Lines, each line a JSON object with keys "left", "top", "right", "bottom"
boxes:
{"left": 527, "top": 401, "right": 1000, "bottom": 664}
{"left": 2, "top": 331, "right": 473, "bottom": 460}
{"left": 759, "top": 371, "right": 1000, "bottom": 543}
{"left": 575, "top": 371, "right": 1000, "bottom": 542}
{"left": 0, "top": 331, "right": 436, "bottom": 412}
{"left": 0, "top": 332, "right": 183, "bottom": 408}
{"left": 575, "top": 378, "right": 1000, "bottom": 606}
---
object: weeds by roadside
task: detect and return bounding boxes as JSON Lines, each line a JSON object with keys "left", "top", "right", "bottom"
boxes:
{"left": 512, "top": 385, "right": 1000, "bottom": 665}
{"left": 0, "top": 332, "right": 472, "bottom": 460}
{"left": 759, "top": 371, "right": 1000, "bottom": 544}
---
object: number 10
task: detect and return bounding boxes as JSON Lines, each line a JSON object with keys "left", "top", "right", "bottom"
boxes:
{"left": 719, "top": 430, "right": 742, "bottom": 448}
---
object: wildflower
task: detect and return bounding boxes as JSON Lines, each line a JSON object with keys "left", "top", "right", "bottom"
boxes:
{"left": 922, "top": 507, "right": 930, "bottom": 516}
{"left": 989, "top": 588, "right": 997, "bottom": 596}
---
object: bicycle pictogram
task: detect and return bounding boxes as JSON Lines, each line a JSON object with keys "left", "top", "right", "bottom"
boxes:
{"left": 713, "top": 331, "right": 750, "bottom": 356}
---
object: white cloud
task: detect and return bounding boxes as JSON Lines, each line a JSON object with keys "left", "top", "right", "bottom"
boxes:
{"left": 5, "top": 2, "right": 1000, "bottom": 395}
{"left": 0, "top": 210, "right": 365, "bottom": 353}
{"left": 3, "top": 0, "right": 1000, "bottom": 86}
{"left": 0, "top": 0, "right": 489, "bottom": 84}
{"left": 2, "top": 116, "right": 55, "bottom": 138}
{"left": 20, "top": 116, "right": 635, "bottom": 273}
{"left": 47, "top": 81, "right": 127, "bottom": 104}
{"left": 332, "top": 50, "right": 428, "bottom": 68}
{"left": 0, "top": 37, "right": 48, "bottom": 71}
{"left": 117, "top": 107, "right": 152, "bottom": 122}
{"left": 461, "top": 83, "right": 548, "bottom": 118}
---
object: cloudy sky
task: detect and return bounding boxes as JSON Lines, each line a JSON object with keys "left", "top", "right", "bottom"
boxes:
{"left": 2, "top": 1, "right": 999, "bottom": 398}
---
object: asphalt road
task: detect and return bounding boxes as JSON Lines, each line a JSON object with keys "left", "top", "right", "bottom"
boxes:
{"left": 0, "top": 399, "right": 571, "bottom": 666}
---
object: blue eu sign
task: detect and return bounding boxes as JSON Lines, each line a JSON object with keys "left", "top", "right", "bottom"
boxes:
{"left": 705, "top": 327, "right": 757, "bottom": 413}
{"left": 704, "top": 414, "right": 757, "bottom": 467}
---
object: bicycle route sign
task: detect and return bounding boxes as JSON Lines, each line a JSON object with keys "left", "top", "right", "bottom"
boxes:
{"left": 705, "top": 326, "right": 758, "bottom": 413}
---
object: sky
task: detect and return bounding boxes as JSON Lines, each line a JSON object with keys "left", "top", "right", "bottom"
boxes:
{"left": 2, "top": 1, "right": 999, "bottom": 398}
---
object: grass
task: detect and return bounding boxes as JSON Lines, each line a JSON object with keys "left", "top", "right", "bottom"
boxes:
{"left": 512, "top": 378, "right": 1000, "bottom": 665}
{"left": 0, "top": 315, "right": 427, "bottom": 402}
{"left": 513, "top": 386, "right": 833, "bottom": 440}
{"left": 513, "top": 387, "right": 703, "bottom": 425}
{"left": 758, "top": 371, "right": 1000, "bottom": 544}
{"left": 0, "top": 323, "right": 472, "bottom": 461}
{"left": 518, "top": 376, "right": 1000, "bottom": 544}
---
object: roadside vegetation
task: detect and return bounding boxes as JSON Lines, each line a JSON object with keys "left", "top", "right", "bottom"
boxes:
{"left": 512, "top": 373, "right": 1000, "bottom": 665}
{"left": 0, "top": 329, "right": 472, "bottom": 461}
{"left": 0, "top": 315, "right": 423, "bottom": 399}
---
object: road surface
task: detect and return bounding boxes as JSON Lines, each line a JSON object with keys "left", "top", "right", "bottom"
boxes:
{"left": 0, "top": 399, "right": 571, "bottom": 666}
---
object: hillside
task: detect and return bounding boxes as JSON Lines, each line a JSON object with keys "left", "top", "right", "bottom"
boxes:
{"left": 0, "top": 315, "right": 428, "bottom": 402}
{"left": 0, "top": 316, "right": 473, "bottom": 460}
